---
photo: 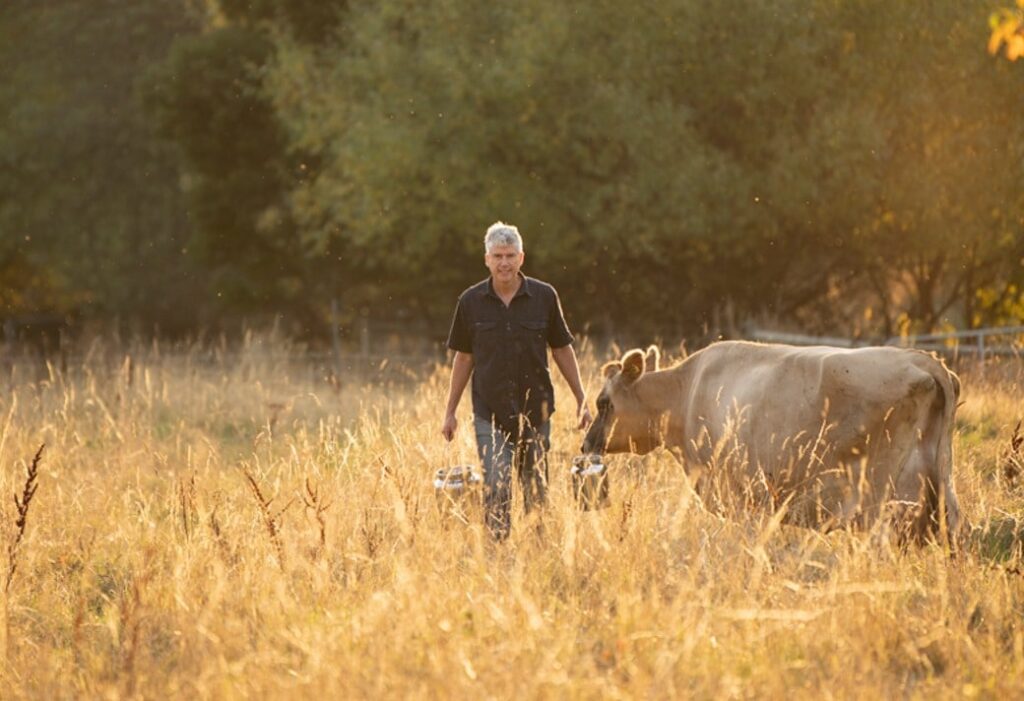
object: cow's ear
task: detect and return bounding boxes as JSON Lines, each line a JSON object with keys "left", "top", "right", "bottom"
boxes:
{"left": 602, "top": 361, "right": 622, "bottom": 379}
{"left": 644, "top": 345, "right": 660, "bottom": 372}
{"left": 621, "top": 349, "right": 645, "bottom": 382}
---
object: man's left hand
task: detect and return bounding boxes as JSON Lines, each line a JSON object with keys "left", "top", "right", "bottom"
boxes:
{"left": 577, "top": 403, "right": 593, "bottom": 430}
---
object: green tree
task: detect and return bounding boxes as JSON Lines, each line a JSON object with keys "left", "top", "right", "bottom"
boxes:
{"left": 265, "top": 1, "right": 861, "bottom": 333}
{"left": 826, "top": 0, "right": 1024, "bottom": 334}
{"left": 13, "top": 0, "right": 1016, "bottom": 339}
{"left": 267, "top": 0, "right": 1024, "bottom": 338}
{"left": 0, "top": 0, "right": 203, "bottom": 329}
{"left": 142, "top": 0, "right": 352, "bottom": 329}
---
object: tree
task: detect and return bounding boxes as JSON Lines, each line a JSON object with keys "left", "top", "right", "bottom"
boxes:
{"left": 0, "top": 0, "right": 204, "bottom": 330}
{"left": 142, "top": 1, "right": 354, "bottom": 330}
{"left": 265, "top": 0, "right": 1024, "bottom": 337}
{"left": 9, "top": 0, "right": 1020, "bottom": 339}
{"left": 262, "top": 1, "right": 867, "bottom": 334}
{"left": 825, "top": 0, "right": 1024, "bottom": 334}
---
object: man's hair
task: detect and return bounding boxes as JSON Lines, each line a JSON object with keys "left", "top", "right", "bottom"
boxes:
{"left": 484, "top": 222, "right": 523, "bottom": 253}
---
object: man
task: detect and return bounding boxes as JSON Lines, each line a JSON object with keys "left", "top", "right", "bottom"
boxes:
{"left": 442, "top": 222, "right": 592, "bottom": 539}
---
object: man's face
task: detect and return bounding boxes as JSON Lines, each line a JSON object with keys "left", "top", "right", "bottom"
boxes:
{"left": 485, "top": 244, "right": 525, "bottom": 285}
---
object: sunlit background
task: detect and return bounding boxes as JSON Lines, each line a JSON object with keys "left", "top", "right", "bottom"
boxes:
{"left": 4, "top": 3, "right": 1024, "bottom": 698}
{"left": 4, "top": 0, "right": 1024, "bottom": 350}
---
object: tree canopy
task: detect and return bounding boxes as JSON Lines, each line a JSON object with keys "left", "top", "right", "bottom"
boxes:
{"left": 0, "top": 0, "right": 203, "bottom": 329}
{"left": 3, "top": 0, "right": 1023, "bottom": 341}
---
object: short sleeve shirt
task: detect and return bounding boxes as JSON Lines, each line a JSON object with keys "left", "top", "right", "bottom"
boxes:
{"left": 447, "top": 274, "right": 574, "bottom": 434}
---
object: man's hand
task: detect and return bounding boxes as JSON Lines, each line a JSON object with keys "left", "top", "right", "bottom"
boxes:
{"left": 552, "top": 345, "right": 591, "bottom": 431}
{"left": 441, "top": 412, "right": 458, "bottom": 442}
{"left": 577, "top": 402, "right": 593, "bottom": 430}
{"left": 442, "top": 352, "right": 473, "bottom": 442}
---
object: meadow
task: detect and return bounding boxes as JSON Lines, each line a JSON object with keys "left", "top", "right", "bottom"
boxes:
{"left": 0, "top": 334, "right": 1022, "bottom": 699}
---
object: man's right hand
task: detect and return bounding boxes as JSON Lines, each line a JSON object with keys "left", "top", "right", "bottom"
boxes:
{"left": 441, "top": 413, "right": 458, "bottom": 442}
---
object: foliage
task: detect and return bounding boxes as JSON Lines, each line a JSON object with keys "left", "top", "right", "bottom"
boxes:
{"left": 220, "top": 0, "right": 350, "bottom": 44}
{"left": 4, "top": 0, "right": 1024, "bottom": 338}
{"left": 990, "top": 0, "right": 1024, "bottom": 60}
{"left": 0, "top": 0, "right": 203, "bottom": 328}
{"left": 826, "top": 1, "right": 1024, "bottom": 334}
{"left": 266, "top": 0, "right": 1024, "bottom": 336}
{"left": 142, "top": 25, "right": 309, "bottom": 317}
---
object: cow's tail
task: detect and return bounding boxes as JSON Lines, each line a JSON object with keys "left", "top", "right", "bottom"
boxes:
{"left": 924, "top": 358, "right": 963, "bottom": 547}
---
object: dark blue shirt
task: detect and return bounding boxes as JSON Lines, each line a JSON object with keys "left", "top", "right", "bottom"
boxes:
{"left": 447, "top": 274, "right": 574, "bottom": 434}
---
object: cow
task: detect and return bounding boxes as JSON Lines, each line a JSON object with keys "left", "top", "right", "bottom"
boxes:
{"left": 581, "top": 341, "right": 962, "bottom": 544}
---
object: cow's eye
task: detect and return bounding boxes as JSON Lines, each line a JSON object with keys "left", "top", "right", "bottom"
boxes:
{"left": 596, "top": 397, "right": 611, "bottom": 413}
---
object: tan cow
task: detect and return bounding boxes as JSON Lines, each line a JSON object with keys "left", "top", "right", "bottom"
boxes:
{"left": 581, "top": 341, "right": 962, "bottom": 543}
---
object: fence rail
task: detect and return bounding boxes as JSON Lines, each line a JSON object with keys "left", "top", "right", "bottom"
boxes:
{"left": 747, "top": 326, "right": 1024, "bottom": 361}
{"left": 884, "top": 326, "right": 1024, "bottom": 362}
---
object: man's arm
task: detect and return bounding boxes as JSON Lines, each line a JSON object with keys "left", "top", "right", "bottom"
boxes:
{"left": 441, "top": 351, "right": 474, "bottom": 441}
{"left": 551, "top": 344, "right": 592, "bottom": 430}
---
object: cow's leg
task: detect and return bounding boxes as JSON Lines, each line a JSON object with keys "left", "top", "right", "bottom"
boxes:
{"left": 904, "top": 471, "right": 964, "bottom": 550}
{"left": 943, "top": 481, "right": 963, "bottom": 551}
{"left": 889, "top": 388, "right": 953, "bottom": 545}
{"left": 806, "top": 456, "right": 877, "bottom": 532}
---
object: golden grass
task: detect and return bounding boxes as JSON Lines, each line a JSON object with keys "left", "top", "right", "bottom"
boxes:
{"left": 0, "top": 336, "right": 1022, "bottom": 699}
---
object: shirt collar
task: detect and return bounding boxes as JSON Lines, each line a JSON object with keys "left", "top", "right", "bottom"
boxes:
{"left": 486, "top": 272, "right": 532, "bottom": 300}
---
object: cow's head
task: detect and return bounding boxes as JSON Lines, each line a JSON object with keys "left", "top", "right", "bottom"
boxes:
{"left": 581, "top": 346, "right": 662, "bottom": 456}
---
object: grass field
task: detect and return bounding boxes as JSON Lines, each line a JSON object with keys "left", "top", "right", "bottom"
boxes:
{"left": 0, "top": 335, "right": 1022, "bottom": 699}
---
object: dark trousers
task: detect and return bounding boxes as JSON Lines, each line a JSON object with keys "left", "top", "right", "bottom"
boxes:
{"left": 473, "top": 416, "right": 551, "bottom": 539}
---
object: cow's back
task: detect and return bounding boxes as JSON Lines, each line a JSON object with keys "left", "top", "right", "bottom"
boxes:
{"left": 679, "top": 342, "right": 923, "bottom": 450}
{"left": 671, "top": 341, "right": 959, "bottom": 536}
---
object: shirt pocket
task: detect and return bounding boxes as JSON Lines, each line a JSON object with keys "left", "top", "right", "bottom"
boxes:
{"left": 518, "top": 319, "right": 549, "bottom": 346}
{"left": 471, "top": 320, "right": 499, "bottom": 352}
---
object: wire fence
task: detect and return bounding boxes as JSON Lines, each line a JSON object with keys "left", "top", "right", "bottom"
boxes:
{"left": 746, "top": 325, "right": 1024, "bottom": 362}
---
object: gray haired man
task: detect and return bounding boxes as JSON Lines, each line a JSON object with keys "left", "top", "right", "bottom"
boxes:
{"left": 442, "top": 222, "right": 592, "bottom": 539}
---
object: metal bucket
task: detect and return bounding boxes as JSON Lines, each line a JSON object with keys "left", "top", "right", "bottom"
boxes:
{"left": 571, "top": 455, "right": 610, "bottom": 511}
{"left": 434, "top": 465, "right": 482, "bottom": 514}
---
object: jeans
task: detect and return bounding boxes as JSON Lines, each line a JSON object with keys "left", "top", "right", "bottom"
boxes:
{"left": 473, "top": 416, "right": 551, "bottom": 540}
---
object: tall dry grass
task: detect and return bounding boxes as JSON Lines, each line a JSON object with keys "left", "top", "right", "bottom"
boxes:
{"left": 0, "top": 335, "right": 1022, "bottom": 698}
